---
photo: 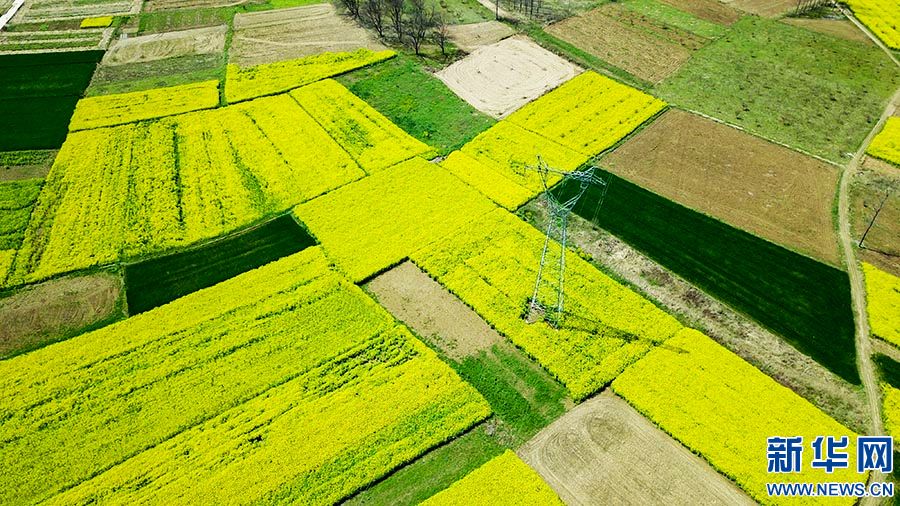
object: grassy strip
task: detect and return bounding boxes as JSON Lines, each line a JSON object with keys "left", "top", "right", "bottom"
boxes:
{"left": 555, "top": 171, "right": 858, "bottom": 384}
{"left": 124, "top": 214, "right": 315, "bottom": 314}
{"left": 337, "top": 55, "right": 495, "bottom": 155}
{"left": 86, "top": 54, "right": 225, "bottom": 97}
{"left": 524, "top": 24, "right": 652, "bottom": 90}
{"left": 621, "top": 0, "right": 726, "bottom": 38}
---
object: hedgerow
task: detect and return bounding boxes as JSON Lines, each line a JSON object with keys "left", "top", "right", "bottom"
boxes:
{"left": 612, "top": 328, "right": 860, "bottom": 505}
{"left": 422, "top": 451, "right": 562, "bottom": 505}
{"left": 411, "top": 208, "right": 682, "bottom": 400}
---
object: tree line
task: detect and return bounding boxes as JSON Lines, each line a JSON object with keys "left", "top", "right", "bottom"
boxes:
{"left": 338, "top": 0, "right": 451, "bottom": 55}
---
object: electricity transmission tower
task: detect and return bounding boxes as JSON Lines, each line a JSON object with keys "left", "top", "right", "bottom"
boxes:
{"left": 522, "top": 156, "right": 608, "bottom": 327}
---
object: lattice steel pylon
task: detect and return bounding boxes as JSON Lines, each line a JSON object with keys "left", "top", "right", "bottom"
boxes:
{"left": 523, "top": 156, "right": 608, "bottom": 327}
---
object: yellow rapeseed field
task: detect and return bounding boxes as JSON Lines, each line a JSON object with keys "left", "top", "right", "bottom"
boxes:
{"left": 883, "top": 384, "right": 900, "bottom": 440}
{"left": 862, "top": 262, "right": 900, "bottom": 347}
{"left": 612, "top": 328, "right": 861, "bottom": 505}
{"left": 867, "top": 117, "right": 900, "bottom": 167}
{"left": 845, "top": 0, "right": 900, "bottom": 49}
{"left": 411, "top": 208, "right": 682, "bottom": 400}
{"left": 295, "top": 157, "right": 497, "bottom": 282}
{"left": 224, "top": 48, "right": 395, "bottom": 103}
{"left": 423, "top": 451, "right": 562, "bottom": 505}
{"left": 1, "top": 248, "right": 490, "bottom": 505}
{"left": 506, "top": 71, "right": 667, "bottom": 157}
{"left": 69, "top": 80, "right": 220, "bottom": 131}
{"left": 80, "top": 16, "right": 113, "bottom": 28}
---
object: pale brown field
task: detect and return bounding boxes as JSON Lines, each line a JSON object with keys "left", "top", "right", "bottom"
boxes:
{"left": 723, "top": 0, "right": 795, "bottom": 18}
{"left": 781, "top": 17, "right": 872, "bottom": 44}
{"left": 436, "top": 35, "right": 579, "bottom": 118}
{"left": 602, "top": 109, "right": 842, "bottom": 266}
{"left": 851, "top": 158, "right": 900, "bottom": 277}
{"left": 519, "top": 391, "right": 755, "bottom": 505}
{"left": 103, "top": 25, "right": 227, "bottom": 65}
{"left": 445, "top": 20, "right": 515, "bottom": 53}
{"left": 658, "top": 0, "right": 740, "bottom": 24}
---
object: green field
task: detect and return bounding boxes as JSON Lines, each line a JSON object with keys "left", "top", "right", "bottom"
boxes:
{"left": 0, "top": 179, "right": 42, "bottom": 250}
{"left": 124, "top": 214, "right": 315, "bottom": 314}
{"left": 554, "top": 171, "right": 859, "bottom": 384}
{"left": 0, "top": 51, "right": 102, "bottom": 151}
{"left": 621, "top": 0, "right": 727, "bottom": 38}
{"left": 875, "top": 354, "right": 900, "bottom": 388}
{"left": 86, "top": 54, "right": 225, "bottom": 97}
{"left": 338, "top": 56, "right": 495, "bottom": 155}
{"left": 655, "top": 17, "right": 900, "bottom": 162}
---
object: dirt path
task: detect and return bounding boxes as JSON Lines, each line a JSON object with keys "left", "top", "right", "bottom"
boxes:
{"left": 518, "top": 391, "right": 754, "bottom": 505}
{"left": 873, "top": 340, "right": 900, "bottom": 364}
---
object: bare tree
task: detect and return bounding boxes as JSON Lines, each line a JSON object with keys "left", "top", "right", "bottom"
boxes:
{"left": 432, "top": 9, "right": 449, "bottom": 57}
{"left": 406, "top": 0, "right": 432, "bottom": 55}
{"left": 361, "top": 0, "right": 386, "bottom": 37}
{"left": 339, "top": 0, "right": 361, "bottom": 18}
{"left": 386, "top": 0, "right": 404, "bottom": 42}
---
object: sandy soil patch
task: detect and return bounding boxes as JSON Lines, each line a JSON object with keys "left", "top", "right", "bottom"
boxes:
{"left": 723, "top": 0, "right": 795, "bottom": 18}
{"left": 522, "top": 200, "right": 868, "bottom": 433}
{"left": 782, "top": 17, "right": 872, "bottom": 43}
{"left": 602, "top": 109, "right": 842, "bottom": 266}
{"left": 436, "top": 35, "right": 579, "bottom": 118}
{"left": 367, "top": 261, "right": 501, "bottom": 359}
{"left": 445, "top": 20, "right": 515, "bottom": 52}
{"left": 143, "top": 0, "right": 250, "bottom": 12}
{"left": 658, "top": 0, "right": 740, "bottom": 24}
{"left": 546, "top": 4, "right": 705, "bottom": 84}
{"left": 851, "top": 158, "right": 900, "bottom": 277}
{"left": 0, "top": 272, "right": 122, "bottom": 358}
{"left": 519, "top": 391, "right": 754, "bottom": 505}
{"left": 103, "top": 25, "right": 227, "bottom": 65}
{"left": 229, "top": 3, "right": 386, "bottom": 67}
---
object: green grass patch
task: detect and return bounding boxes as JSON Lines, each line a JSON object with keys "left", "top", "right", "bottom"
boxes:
{"left": 124, "top": 214, "right": 315, "bottom": 314}
{"left": 86, "top": 54, "right": 225, "bottom": 97}
{"left": 136, "top": 6, "right": 239, "bottom": 34}
{"left": 875, "top": 354, "right": 900, "bottom": 389}
{"left": 621, "top": 0, "right": 726, "bottom": 38}
{"left": 654, "top": 17, "right": 900, "bottom": 162}
{"left": 430, "top": 0, "right": 495, "bottom": 24}
{"left": 0, "top": 178, "right": 42, "bottom": 250}
{"left": 0, "top": 51, "right": 102, "bottom": 151}
{"left": 337, "top": 55, "right": 495, "bottom": 155}
{"left": 555, "top": 171, "right": 858, "bottom": 384}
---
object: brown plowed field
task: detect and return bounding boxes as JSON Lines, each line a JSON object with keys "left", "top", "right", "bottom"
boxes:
{"left": 781, "top": 17, "right": 872, "bottom": 44}
{"left": 518, "top": 391, "right": 755, "bottom": 505}
{"left": 658, "top": 0, "right": 740, "bottom": 25}
{"left": 602, "top": 109, "right": 842, "bottom": 266}
{"left": 850, "top": 158, "right": 900, "bottom": 277}
{"left": 546, "top": 4, "right": 707, "bottom": 84}
{"left": 445, "top": 20, "right": 515, "bottom": 53}
{"left": 229, "top": 3, "right": 386, "bottom": 67}
{"left": 724, "top": 0, "right": 795, "bottom": 18}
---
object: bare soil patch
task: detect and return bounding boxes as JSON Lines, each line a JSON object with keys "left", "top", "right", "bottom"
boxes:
{"left": 143, "top": 0, "right": 250, "bottom": 12}
{"left": 445, "top": 20, "right": 515, "bottom": 52}
{"left": 367, "top": 261, "right": 501, "bottom": 359}
{"left": 723, "top": 0, "right": 795, "bottom": 18}
{"left": 519, "top": 391, "right": 754, "bottom": 505}
{"left": 850, "top": 158, "right": 900, "bottom": 277}
{"left": 0, "top": 271, "right": 123, "bottom": 359}
{"left": 229, "top": 3, "right": 386, "bottom": 67}
{"left": 0, "top": 151, "right": 55, "bottom": 180}
{"left": 546, "top": 4, "right": 704, "bottom": 84}
{"left": 521, "top": 200, "right": 869, "bottom": 432}
{"left": 658, "top": 0, "right": 740, "bottom": 25}
{"left": 103, "top": 25, "right": 227, "bottom": 65}
{"left": 781, "top": 17, "right": 872, "bottom": 44}
{"left": 436, "top": 35, "right": 579, "bottom": 118}
{"left": 602, "top": 109, "right": 842, "bottom": 266}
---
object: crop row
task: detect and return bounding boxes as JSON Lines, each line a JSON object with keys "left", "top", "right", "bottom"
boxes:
{"left": 295, "top": 157, "right": 497, "bottom": 282}
{"left": 612, "top": 328, "right": 860, "bottom": 506}
{"left": 845, "top": 0, "right": 900, "bottom": 49}
{"left": 422, "top": 451, "right": 562, "bottom": 505}
{"left": 867, "top": 117, "right": 900, "bottom": 167}
{"left": 0, "top": 247, "right": 490, "bottom": 504}
{"left": 862, "top": 262, "right": 900, "bottom": 348}
{"left": 8, "top": 80, "right": 432, "bottom": 286}
{"left": 68, "top": 80, "right": 221, "bottom": 131}
{"left": 410, "top": 208, "right": 682, "bottom": 401}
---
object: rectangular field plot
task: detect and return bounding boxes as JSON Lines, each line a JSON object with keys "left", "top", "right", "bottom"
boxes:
{"left": 295, "top": 157, "right": 497, "bottom": 282}
{"left": 337, "top": 55, "right": 496, "bottom": 156}
{"left": 69, "top": 80, "right": 220, "bottom": 130}
{"left": 0, "top": 248, "right": 490, "bottom": 505}
{"left": 506, "top": 71, "right": 666, "bottom": 157}
{"left": 14, "top": 0, "right": 137, "bottom": 22}
{"left": 125, "top": 214, "right": 316, "bottom": 314}
{"left": 422, "top": 451, "right": 562, "bottom": 505}
{"left": 230, "top": 4, "right": 386, "bottom": 67}
{"left": 863, "top": 263, "right": 900, "bottom": 349}
{"left": 102, "top": 25, "right": 228, "bottom": 66}
{"left": 411, "top": 208, "right": 683, "bottom": 401}
{"left": 655, "top": 17, "right": 900, "bottom": 163}
{"left": 10, "top": 94, "right": 365, "bottom": 286}
{"left": 0, "top": 28, "right": 107, "bottom": 52}
{"left": 291, "top": 79, "right": 436, "bottom": 172}
{"left": 556, "top": 171, "right": 858, "bottom": 383}
{"left": 850, "top": 162, "right": 900, "bottom": 276}
{"left": 656, "top": 0, "right": 741, "bottom": 25}
{"left": 612, "top": 328, "right": 861, "bottom": 505}
{"left": 602, "top": 109, "right": 841, "bottom": 266}
{"left": 519, "top": 391, "right": 754, "bottom": 505}
{"left": 224, "top": 48, "right": 395, "bottom": 103}
{"left": 0, "top": 51, "right": 102, "bottom": 151}
{"left": 867, "top": 117, "right": 900, "bottom": 167}
{"left": 546, "top": 3, "right": 714, "bottom": 84}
